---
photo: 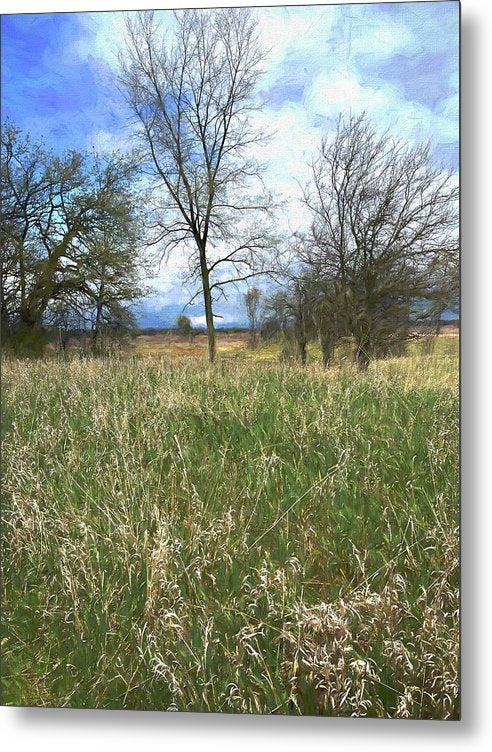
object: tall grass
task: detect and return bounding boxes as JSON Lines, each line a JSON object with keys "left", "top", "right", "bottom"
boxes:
{"left": 1, "top": 342, "right": 459, "bottom": 717}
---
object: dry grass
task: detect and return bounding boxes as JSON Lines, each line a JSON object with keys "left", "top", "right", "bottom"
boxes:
{"left": 133, "top": 330, "right": 249, "bottom": 358}
{"left": 1, "top": 338, "right": 459, "bottom": 716}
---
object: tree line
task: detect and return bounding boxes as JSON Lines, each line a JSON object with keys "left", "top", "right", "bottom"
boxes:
{"left": 1, "top": 7, "right": 458, "bottom": 366}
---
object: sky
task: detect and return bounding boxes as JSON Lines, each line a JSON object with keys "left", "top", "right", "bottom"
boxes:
{"left": 1, "top": 1, "right": 459, "bottom": 328}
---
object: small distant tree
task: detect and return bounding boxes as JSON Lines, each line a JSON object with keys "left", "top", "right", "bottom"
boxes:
{"left": 285, "top": 278, "right": 321, "bottom": 366}
{"left": 262, "top": 281, "right": 315, "bottom": 366}
{"left": 47, "top": 300, "right": 78, "bottom": 352}
{"left": 261, "top": 290, "right": 290, "bottom": 339}
{"left": 244, "top": 286, "right": 262, "bottom": 347}
{"left": 176, "top": 314, "right": 193, "bottom": 342}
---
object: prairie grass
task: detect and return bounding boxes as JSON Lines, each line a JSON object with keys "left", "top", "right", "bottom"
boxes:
{"left": 1, "top": 339, "right": 459, "bottom": 717}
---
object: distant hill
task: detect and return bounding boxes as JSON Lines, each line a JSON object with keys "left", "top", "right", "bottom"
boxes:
{"left": 133, "top": 298, "right": 458, "bottom": 332}
{"left": 133, "top": 301, "right": 249, "bottom": 329}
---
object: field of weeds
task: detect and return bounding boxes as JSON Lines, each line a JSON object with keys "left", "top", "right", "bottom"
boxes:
{"left": 1, "top": 339, "right": 459, "bottom": 717}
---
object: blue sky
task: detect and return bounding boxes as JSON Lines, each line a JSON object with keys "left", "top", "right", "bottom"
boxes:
{"left": 1, "top": 2, "right": 459, "bottom": 327}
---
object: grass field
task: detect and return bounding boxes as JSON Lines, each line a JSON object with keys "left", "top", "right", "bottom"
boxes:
{"left": 1, "top": 337, "right": 459, "bottom": 717}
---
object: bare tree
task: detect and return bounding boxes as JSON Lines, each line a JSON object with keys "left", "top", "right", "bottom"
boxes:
{"left": 244, "top": 285, "right": 262, "bottom": 346}
{"left": 261, "top": 290, "right": 290, "bottom": 338}
{"left": 261, "top": 279, "right": 315, "bottom": 366}
{"left": 46, "top": 299, "right": 78, "bottom": 352}
{"left": 301, "top": 114, "right": 459, "bottom": 369}
{"left": 118, "top": 9, "right": 275, "bottom": 363}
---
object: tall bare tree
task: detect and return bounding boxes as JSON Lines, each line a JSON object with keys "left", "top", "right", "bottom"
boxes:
{"left": 118, "top": 9, "right": 275, "bottom": 363}
{"left": 302, "top": 114, "right": 459, "bottom": 369}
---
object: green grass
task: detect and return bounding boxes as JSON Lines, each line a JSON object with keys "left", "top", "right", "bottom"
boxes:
{"left": 1, "top": 340, "right": 459, "bottom": 717}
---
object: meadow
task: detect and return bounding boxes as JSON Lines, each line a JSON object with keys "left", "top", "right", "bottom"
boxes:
{"left": 1, "top": 336, "right": 459, "bottom": 717}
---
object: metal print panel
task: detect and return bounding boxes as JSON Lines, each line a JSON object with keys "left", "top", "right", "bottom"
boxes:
{"left": 1, "top": 1, "right": 459, "bottom": 718}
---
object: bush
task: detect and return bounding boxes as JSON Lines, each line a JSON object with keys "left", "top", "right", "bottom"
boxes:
{"left": 176, "top": 315, "right": 193, "bottom": 340}
{"left": 4, "top": 328, "right": 49, "bottom": 359}
{"left": 279, "top": 336, "right": 299, "bottom": 364}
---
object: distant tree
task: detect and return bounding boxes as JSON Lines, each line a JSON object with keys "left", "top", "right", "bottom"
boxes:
{"left": 46, "top": 300, "right": 79, "bottom": 352}
{"left": 295, "top": 271, "right": 348, "bottom": 367}
{"left": 416, "top": 249, "right": 459, "bottom": 335}
{"left": 261, "top": 282, "right": 315, "bottom": 365}
{"left": 261, "top": 290, "right": 290, "bottom": 339}
{"left": 289, "top": 281, "right": 310, "bottom": 366}
{"left": 302, "top": 114, "right": 459, "bottom": 369}
{"left": 244, "top": 286, "right": 262, "bottom": 347}
{"left": 176, "top": 314, "right": 193, "bottom": 341}
{"left": 118, "top": 9, "right": 276, "bottom": 363}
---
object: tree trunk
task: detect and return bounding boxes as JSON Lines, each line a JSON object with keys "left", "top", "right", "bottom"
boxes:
{"left": 320, "top": 331, "right": 335, "bottom": 368}
{"left": 355, "top": 339, "right": 370, "bottom": 370}
{"left": 298, "top": 311, "right": 307, "bottom": 366}
{"left": 296, "top": 291, "right": 307, "bottom": 367}
{"left": 298, "top": 336, "right": 307, "bottom": 366}
{"left": 19, "top": 303, "right": 43, "bottom": 331}
{"left": 13, "top": 305, "right": 48, "bottom": 357}
{"left": 93, "top": 300, "right": 104, "bottom": 343}
{"left": 19, "top": 248, "right": 26, "bottom": 310}
{"left": 200, "top": 263, "right": 216, "bottom": 364}
{"left": 354, "top": 304, "right": 372, "bottom": 370}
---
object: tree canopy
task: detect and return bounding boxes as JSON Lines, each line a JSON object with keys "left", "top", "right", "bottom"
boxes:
{"left": 1, "top": 122, "right": 148, "bottom": 354}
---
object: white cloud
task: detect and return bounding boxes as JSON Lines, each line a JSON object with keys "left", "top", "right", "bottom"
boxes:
{"left": 341, "top": 6, "right": 415, "bottom": 60}
{"left": 306, "top": 68, "right": 390, "bottom": 113}
{"left": 188, "top": 313, "right": 240, "bottom": 327}
{"left": 255, "top": 5, "right": 339, "bottom": 90}
{"left": 303, "top": 65, "right": 458, "bottom": 154}
{"left": 189, "top": 315, "right": 206, "bottom": 327}
{"left": 87, "top": 128, "right": 119, "bottom": 153}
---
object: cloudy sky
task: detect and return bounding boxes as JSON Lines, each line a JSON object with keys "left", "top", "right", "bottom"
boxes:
{"left": 1, "top": 1, "right": 459, "bottom": 327}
